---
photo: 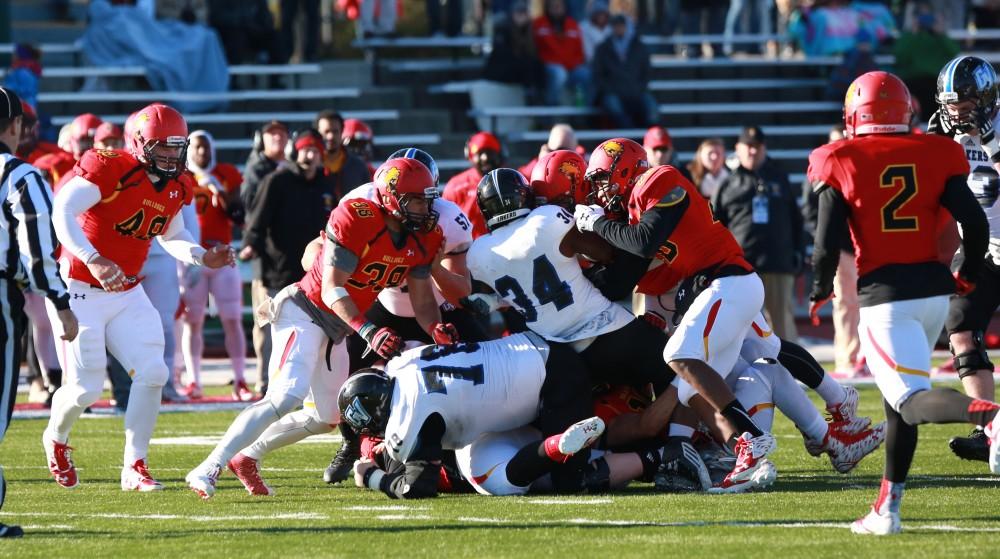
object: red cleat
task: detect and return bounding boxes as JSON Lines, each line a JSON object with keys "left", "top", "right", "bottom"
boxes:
{"left": 228, "top": 453, "right": 274, "bottom": 496}
{"left": 43, "top": 436, "right": 78, "bottom": 489}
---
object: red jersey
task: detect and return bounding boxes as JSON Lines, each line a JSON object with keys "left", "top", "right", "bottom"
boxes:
{"left": 34, "top": 150, "right": 75, "bottom": 185}
{"left": 298, "top": 198, "right": 445, "bottom": 315}
{"left": 66, "top": 149, "right": 193, "bottom": 288}
{"left": 628, "top": 166, "right": 751, "bottom": 295}
{"left": 808, "top": 133, "right": 969, "bottom": 277}
{"left": 442, "top": 167, "right": 487, "bottom": 239}
{"left": 532, "top": 15, "right": 585, "bottom": 70}
{"left": 189, "top": 163, "right": 242, "bottom": 246}
{"left": 24, "top": 141, "right": 62, "bottom": 165}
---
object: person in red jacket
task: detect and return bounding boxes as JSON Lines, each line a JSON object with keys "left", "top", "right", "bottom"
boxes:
{"left": 533, "top": 0, "right": 592, "bottom": 106}
{"left": 442, "top": 131, "right": 504, "bottom": 239}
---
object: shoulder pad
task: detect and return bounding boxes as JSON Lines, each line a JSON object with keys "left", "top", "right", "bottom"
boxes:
{"left": 654, "top": 185, "right": 687, "bottom": 208}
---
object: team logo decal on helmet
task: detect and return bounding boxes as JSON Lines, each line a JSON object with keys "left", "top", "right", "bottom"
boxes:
{"left": 602, "top": 140, "right": 624, "bottom": 159}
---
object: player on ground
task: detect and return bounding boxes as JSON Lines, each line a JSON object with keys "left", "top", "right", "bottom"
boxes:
{"left": 42, "top": 103, "right": 235, "bottom": 491}
{"left": 340, "top": 335, "right": 602, "bottom": 499}
{"left": 180, "top": 130, "right": 250, "bottom": 400}
{"left": 925, "top": 56, "right": 1000, "bottom": 461}
{"left": 186, "top": 158, "right": 455, "bottom": 498}
{"left": 809, "top": 71, "right": 1000, "bottom": 534}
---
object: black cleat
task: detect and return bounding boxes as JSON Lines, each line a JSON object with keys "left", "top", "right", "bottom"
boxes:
{"left": 324, "top": 425, "right": 360, "bottom": 484}
{"left": 949, "top": 427, "right": 990, "bottom": 462}
{"left": 654, "top": 438, "right": 711, "bottom": 493}
{"left": 0, "top": 523, "right": 23, "bottom": 538}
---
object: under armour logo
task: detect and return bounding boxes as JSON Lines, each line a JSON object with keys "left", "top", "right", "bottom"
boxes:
{"left": 72, "top": 293, "right": 86, "bottom": 299}
{"left": 406, "top": 249, "right": 414, "bottom": 256}
{"left": 169, "top": 191, "right": 179, "bottom": 198}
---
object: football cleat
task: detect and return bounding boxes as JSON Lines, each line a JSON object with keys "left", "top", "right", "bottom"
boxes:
{"left": 181, "top": 382, "right": 203, "bottom": 400}
{"left": 949, "top": 426, "right": 990, "bottom": 463}
{"left": 233, "top": 380, "right": 255, "bottom": 402}
{"left": 709, "top": 432, "right": 777, "bottom": 494}
{"left": 324, "top": 440, "right": 360, "bottom": 484}
{"left": 655, "top": 438, "right": 712, "bottom": 492}
{"left": 186, "top": 463, "right": 222, "bottom": 499}
{"left": 827, "top": 385, "right": 860, "bottom": 423}
{"left": 850, "top": 507, "right": 901, "bottom": 535}
{"left": 824, "top": 420, "right": 886, "bottom": 474}
{"left": 43, "top": 435, "right": 78, "bottom": 489}
{"left": 557, "top": 416, "right": 605, "bottom": 457}
{"left": 228, "top": 453, "right": 274, "bottom": 496}
{"left": 0, "top": 522, "right": 23, "bottom": 538}
{"left": 987, "top": 420, "right": 1000, "bottom": 475}
{"left": 121, "top": 459, "right": 164, "bottom": 491}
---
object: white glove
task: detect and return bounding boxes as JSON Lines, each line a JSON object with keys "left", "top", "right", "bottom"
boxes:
{"left": 574, "top": 204, "right": 606, "bottom": 232}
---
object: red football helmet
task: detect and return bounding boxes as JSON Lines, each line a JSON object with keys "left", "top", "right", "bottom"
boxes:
{"left": 341, "top": 118, "right": 374, "bottom": 162}
{"left": 373, "top": 157, "right": 440, "bottom": 233}
{"left": 69, "top": 113, "right": 102, "bottom": 156}
{"left": 843, "top": 71, "right": 913, "bottom": 138}
{"left": 530, "top": 149, "right": 588, "bottom": 210}
{"left": 125, "top": 103, "right": 189, "bottom": 179}
{"left": 585, "top": 138, "right": 649, "bottom": 213}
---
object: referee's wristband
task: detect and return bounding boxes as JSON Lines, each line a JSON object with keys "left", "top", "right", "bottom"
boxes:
{"left": 364, "top": 467, "right": 385, "bottom": 490}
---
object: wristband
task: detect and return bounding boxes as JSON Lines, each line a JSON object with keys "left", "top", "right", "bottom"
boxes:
{"left": 352, "top": 317, "right": 375, "bottom": 337}
{"left": 322, "top": 286, "right": 350, "bottom": 309}
{"left": 365, "top": 468, "right": 385, "bottom": 491}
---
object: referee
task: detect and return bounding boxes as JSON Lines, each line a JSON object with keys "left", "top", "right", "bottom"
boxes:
{"left": 0, "top": 88, "right": 78, "bottom": 538}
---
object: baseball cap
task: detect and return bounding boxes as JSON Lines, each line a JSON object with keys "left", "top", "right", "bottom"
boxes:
{"left": 467, "top": 131, "right": 501, "bottom": 157}
{"left": 643, "top": 126, "right": 672, "bottom": 150}
{"left": 261, "top": 120, "right": 288, "bottom": 134}
{"left": 0, "top": 87, "right": 24, "bottom": 119}
{"left": 737, "top": 125, "right": 766, "bottom": 145}
{"left": 294, "top": 133, "right": 325, "bottom": 153}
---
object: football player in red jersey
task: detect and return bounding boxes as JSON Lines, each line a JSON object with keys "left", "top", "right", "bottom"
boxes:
{"left": 808, "top": 71, "right": 1000, "bottom": 534}
{"left": 442, "top": 131, "right": 503, "bottom": 239}
{"left": 341, "top": 118, "right": 375, "bottom": 179}
{"left": 35, "top": 113, "right": 102, "bottom": 185}
{"left": 179, "top": 130, "right": 250, "bottom": 400}
{"left": 573, "top": 138, "right": 779, "bottom": 493}
{"left": 41, "top": 103, "right": 235, "bottom": 492}
{"left": 186, "top": 158, "right": 457, "bottom": 499}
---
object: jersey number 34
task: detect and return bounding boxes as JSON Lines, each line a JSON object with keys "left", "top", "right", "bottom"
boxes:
{"left": 494, "top": 255, "right": 574, "bottom": 322}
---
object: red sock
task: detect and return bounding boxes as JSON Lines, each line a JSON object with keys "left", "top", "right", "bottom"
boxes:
{"left": 543, "top": 435, "right": 569, "bottom": 463}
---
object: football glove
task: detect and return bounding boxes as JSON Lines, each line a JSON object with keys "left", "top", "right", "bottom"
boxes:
{"left": 954, "top": 272, "right": 976, "bottom": 297}
{"left": 574, "top": 204, "right": 606, "bottom": 232}
{"left": 359, "top": 323, "right": 403, "bottom": 359}
{"left": 808, "top": 292, "right": 834, "bottom": 326}
{"left": 430, "top": 322, "right": 459, "bottom": 345}
{"left": 641, "top": 311, "right": 668, "bottom": 332}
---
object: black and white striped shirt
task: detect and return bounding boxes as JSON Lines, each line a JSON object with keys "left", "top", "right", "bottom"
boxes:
{"left": 0, "top": 145, "right": 70, "bottom": 310}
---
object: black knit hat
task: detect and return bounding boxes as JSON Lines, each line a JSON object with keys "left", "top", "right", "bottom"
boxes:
{"left": 0, "top": 87, "right": 23, "bottom": 119}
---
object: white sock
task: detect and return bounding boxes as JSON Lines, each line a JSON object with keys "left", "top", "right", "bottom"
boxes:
{"left": 772, "top": 368, "right": 828, "bottom": 441}
{"left": 124, "top": 383, "right": 162, "bottom": 465}
{"left": 183, "top": 321, "right": 204, "bottom": 386}
{"left": 815, "top": 374, "right": 848, "bottom": 407}
{"left": 203, "top": 398, "right": 293, "bottom": 468}
{"left": 241, "top": 410, "right": 333, "bottom": 461}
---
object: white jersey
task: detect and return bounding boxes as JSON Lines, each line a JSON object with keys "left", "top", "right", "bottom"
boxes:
{"left": 383, "top": 333, "right": 547, "bottom": 463}
{"left": 954, "top": 113, "right": 1000, "bottom": 262}
{"left": 343, "top": 184, "right": 474, "bottom": 316}
{"left": 467, "top": 205, "right": 633, "bottom": 343}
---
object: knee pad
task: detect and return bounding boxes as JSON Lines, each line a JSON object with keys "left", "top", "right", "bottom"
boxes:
{"left": 130, "top": 360, "right": 169, "bottom": 388}
{"left": 75, "top": 387, "right": 103, "bottom": 409}
{"left": 950, "top": 331, "right": 995, "bottom": 379}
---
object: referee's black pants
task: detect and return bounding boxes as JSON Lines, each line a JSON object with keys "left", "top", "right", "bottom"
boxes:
{"left": 0, "top": 278, "right": 26, "bottom": 510}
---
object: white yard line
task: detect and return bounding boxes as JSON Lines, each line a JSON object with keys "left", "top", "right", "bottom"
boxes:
{"left": 0, "top": 511, "right": 328, "bottom": 522}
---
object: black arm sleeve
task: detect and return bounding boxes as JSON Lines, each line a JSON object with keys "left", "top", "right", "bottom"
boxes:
{"left": 379, "top": 413, "right": 445, "bottom": 499}
{"left": 941, "top": 174, "right": 989, "bottom": 281}
{"left": 586, "top": 248, "right": 652, "bottom": 301}
{"left": 810, "top": 185, "right": 849, "bottom": 300}
{"left": 591, "top": 196, "right": 690, "bottom": 258}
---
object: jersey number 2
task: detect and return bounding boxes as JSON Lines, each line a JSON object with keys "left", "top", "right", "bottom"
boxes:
{"left": 880, "top": 165, "right": 919, "bottom": 232}
{"left": 494, "top": 255, "right": 574, "bottom": 322}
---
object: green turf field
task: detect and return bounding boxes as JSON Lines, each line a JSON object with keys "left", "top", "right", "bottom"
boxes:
{"left": 3, "top": 384, "right": 999, "bottom": 558}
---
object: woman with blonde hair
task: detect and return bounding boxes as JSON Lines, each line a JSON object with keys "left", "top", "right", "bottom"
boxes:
{"left": 686, "top": 137, "right": 728, "bottom": 198}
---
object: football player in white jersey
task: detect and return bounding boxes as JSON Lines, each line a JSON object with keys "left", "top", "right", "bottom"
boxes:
{"left": 340, "top": 335, "right": 604, "bottom": 498}
{"left": 928, "top": 55, "right": 1000, "bottom": 461}
{"left": 225, "top": 149, "right": 489, "bottom": 493}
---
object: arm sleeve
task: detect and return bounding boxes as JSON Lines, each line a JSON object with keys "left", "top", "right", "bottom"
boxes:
{"left": 586, "top": 248, "right": 652, "bottom": 301}
{"left": 9, "top": 168, "right": 70, "bottom": 310}
{"left": 941, "top": 174, "right": 989, "bottom": 281}
{"left": 379, "top": 414, "right": 445, "bottom": 499}
{"left": 181, "top": 199, "right": 200, "bottom": 243}
{"left": 591, "top": 193, "right": 690, "bottom": 258}
{"left": 810, "top": 186, "right": 849, "bottom": 299}
{"left": 52, "top": 175, "right": 102, "bottom": 264}
{"left": 155, "top": 212, "right": 208, "bottom": 265}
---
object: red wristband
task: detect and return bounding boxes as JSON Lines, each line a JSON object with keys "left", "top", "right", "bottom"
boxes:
{"left": 349, "top": 315, "right": 368, "bottom": 332}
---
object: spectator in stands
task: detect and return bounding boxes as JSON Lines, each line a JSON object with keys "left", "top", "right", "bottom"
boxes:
{"left": 156, "top": 0, "right": 208, "bottom": 23}
{"left": 485, "top": 1, "right": 545, "bottom": 102}
{"left": 34, "top": 113, "right": 102, "bottom": 185}
{"left": 93, "top": 122, "right": 124, "bottom": 150}
{"left": 281, "top": 0, "right": 321, "bottom": 61}
{"left": 427, "top": 0, "right": 463, "bottom": 37}
{"left": 580, "top": 0, "right": 611, "bottom": 62}
{"left": 240, "top": 129, "right": 338, "bottom": 394}
{"left": 679, "top": 0, "right": 726, "bottom": 58}
{"left": 315, "top": 110, "right": 370, "bottom": 200}
{"left": 519, "top": 123, "right": 577, "bottom": 177}
{"left": 643, "top": 126, "right": 688, "bottom": 175}
{"left": 893, "top": 6, "right": 960, "bottom": 116}
{"left": 824, "top": 27, "right": 879, "bottom": 101}
{"left": 4, "top": 44, "right": 42, "bottom": 110}
{"left": 533, "top": 0, "right": 592, "bottom": 106}
{"left": 341, "top": 118, "right": 376, "bottom": 179}
{"left": 208, "top": 0, "right": 280, "bottom": 66}
{"left": 723, "top": 0, "right": 772, "bottom": 56}
{"left": 712, "top": 126, "right": 803, "bottom": 342}
{"left": 789, "top": 0, "right": 896, "bottom": 57}
{"left": 443, "top": 131, "right": 503, "bottom": 238}
{"left": 686, "top": 137, "right": 728, "bottom": 199}
{"left": 359, "top": 0, "right": 397, "bottom": 39}
{"left": 593, "top": 14, "right": 656, "bottom": 128}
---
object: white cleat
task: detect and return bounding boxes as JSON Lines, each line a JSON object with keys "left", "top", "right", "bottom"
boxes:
{"left": 186, "top": 463, "right": 222, "bottom": 500}
{"left": 121, "top": 459, "right": 164, "bottom": 492}
{"left": 557, "top": 416, "right": 605, "bottom": 457}
{"left": 709, "top": 432, "right": 777, "bottom": 494}
{"left": 824, "top": 420, "right": 886, "bottom": 474}
{"left": 850, "top": 507, "right": 901, "bottom": 535}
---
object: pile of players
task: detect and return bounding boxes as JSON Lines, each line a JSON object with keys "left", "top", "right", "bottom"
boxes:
{"left": 40, "top": 54, "right": 1000, "bottom": 537}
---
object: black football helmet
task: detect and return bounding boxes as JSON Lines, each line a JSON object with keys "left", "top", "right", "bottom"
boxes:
{"left": 388, "top": 147, "right": 440, "bottom": 187}
{"left": 338, "top": 369, "right": 395, "bottom": 437}
{"left": 936, "top": 55, "right": 999, "bottom": 132}
{"left": 476, "top": 168, "right": 534, "bottom": 232}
